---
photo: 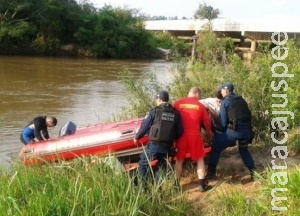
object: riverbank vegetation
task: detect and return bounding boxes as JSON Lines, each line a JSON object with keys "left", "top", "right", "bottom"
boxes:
{"left": 1, "top": 1, "right": 299, "bottom": 214}
{"left": 0, "top": 157, "right": 197, "bottom": 215}
{"left": 120, "top": 30, "right": 299, "bottom": 151}
{"left": 1, "top": 156, "right": 299, "bottom": 215}
{"left": 0, "top": 0, "right": 189, "bottom": 58}
{"left": 115, "top": 29, "right": 299, "bottom": 214}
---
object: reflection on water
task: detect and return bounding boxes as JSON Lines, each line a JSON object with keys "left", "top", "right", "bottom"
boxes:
{"left": 0, "top": 56, "right": 174, "bottom": 168}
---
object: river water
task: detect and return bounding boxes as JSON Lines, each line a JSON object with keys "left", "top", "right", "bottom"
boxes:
{"left": 0, "top": 56, "right": 174, "bottom": 169}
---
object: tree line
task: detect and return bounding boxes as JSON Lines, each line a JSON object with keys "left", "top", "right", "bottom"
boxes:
{"left": 0, "top": 0, "right": 223, "bottom": 58}
{"left": 0, "top": 0, "right": 172, "bottom": 58}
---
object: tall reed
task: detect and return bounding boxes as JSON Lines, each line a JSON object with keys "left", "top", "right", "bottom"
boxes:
{"left": 0, "top": 157, "right": 197, "bottom": 215}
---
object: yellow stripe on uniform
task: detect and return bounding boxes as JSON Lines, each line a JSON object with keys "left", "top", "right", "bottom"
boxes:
{"left": 179, "top": 104, "right": 200, "bottom": 110}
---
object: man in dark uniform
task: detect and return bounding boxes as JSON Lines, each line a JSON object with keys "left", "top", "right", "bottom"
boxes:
{"left": 20, "top": 116, "right": 58, "bottom": 145}
{"left": 207, "top": 82, "right": 255, "bottom": 181}
{"left": 134, "top": 90, "right": 183, "bottom": 185}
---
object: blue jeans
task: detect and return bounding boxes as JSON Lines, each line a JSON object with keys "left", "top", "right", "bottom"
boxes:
{"left": 20, "top": 127, "right": 35, "bottom": 144}
{"left": 209, "top": 128, "right": 255, "bottom": 169}
{"left": 138, "top": 142, "right": 171, "bottom": 183}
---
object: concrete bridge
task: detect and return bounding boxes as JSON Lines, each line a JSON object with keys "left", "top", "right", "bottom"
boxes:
{"left": 144, "top": 18, "right": 300, "bottom": 53}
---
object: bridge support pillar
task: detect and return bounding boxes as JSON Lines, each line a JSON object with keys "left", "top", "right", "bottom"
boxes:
{"left": 250, "top": 39, "right": 257, "bottom": 52}
{"left": 240, "top": 36, "right": 245, "bottom": 46}
{"left": 191, "top": 35, "right": 198, "bottom": 62}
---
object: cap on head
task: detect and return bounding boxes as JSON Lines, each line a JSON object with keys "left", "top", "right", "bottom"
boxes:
{"left": 156, "top": 90, "right": 169, "bottom": 102}
{"left": 220, "top": 82, "right": 234, "bottom": 92}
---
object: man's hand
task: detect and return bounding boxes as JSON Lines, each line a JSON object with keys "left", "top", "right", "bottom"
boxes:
{"left": 208, "top": 107, "right": 220, "bottom": 124}
{"left": 133, "top": 138, "right": 138, "bottom": 145}
{"left": 204, "top": 131, "right": 214, "bottom": 147}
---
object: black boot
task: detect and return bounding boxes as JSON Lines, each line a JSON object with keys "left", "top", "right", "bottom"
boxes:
{"left": 206, "top": 164, "right": 217, "bottom": 180}
{"left": 199, "top": 179, "right": 212, "bottom": 192}
{"left": 241, "top": 167, "right": 255, "bottom": 184}
{"left": 249, "top": 167, "right": 256, "bottom": 180}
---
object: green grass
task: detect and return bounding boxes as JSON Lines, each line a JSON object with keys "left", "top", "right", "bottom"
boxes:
{"left": 1, "top": 158, "right": 299, "bottom": 215}
{"left": 199, "top": 167, "right": 300, "bottom": 215}
{"left": 0, "top": 157, "right": 199, "bottom": 216}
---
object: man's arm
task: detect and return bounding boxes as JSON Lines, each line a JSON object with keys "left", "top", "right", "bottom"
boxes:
{"left": 207, "top": 105, "right": 220, "bottom": 124}
{"left": 201, "top": 104, "right": 212, "bottom": 134}
{"left": 42, "top": 128, "right": 50, "bottom": 140}
{"left": 134, "top": 109, "right": 155, "bottom": 140}
{"left": 219, "top": 98, "right": 230, "bottom": 130}
{"left": 175, "top": 113, "right": 184, "bottom": 139}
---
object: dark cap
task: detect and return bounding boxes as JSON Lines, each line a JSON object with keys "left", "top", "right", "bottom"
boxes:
{"left": 156, "top": 90, "right": 169, "bottom": 102}
{"left": 220, "top": 82, "right": 234, "bottom": 92}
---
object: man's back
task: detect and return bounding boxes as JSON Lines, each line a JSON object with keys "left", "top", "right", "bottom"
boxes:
{"left": 148, "top": 103, "right": 182, "bottom": 144}
{"left": 174, "top": 97, "right": 210, "bottom": 135}
{"left": 200, "top": 97, "right": 220, "bottom": 113}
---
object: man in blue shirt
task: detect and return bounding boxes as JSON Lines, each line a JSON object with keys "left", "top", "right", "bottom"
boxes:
{"left": 206, "top": 82, "right": 255, "bottom": 182}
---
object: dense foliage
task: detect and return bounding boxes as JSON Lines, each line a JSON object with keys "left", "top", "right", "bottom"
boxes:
{"left": 119, "top": 30, "right": 299, "bottom": 150}
{"left": 0, "top": 0, "right": 184, "bottom": 58}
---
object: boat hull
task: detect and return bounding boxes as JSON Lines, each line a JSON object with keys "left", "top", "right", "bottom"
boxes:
{"left": 19, "top": 118, "right": 211, "bottom": 169}
{"left": 19, "top": 118, "right": 148, "bottom": 165}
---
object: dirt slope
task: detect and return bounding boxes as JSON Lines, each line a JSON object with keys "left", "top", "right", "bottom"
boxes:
{"left": 179, "top": 145, "right": 300, "bottom": 203}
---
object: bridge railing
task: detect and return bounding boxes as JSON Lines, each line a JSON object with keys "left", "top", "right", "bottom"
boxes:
{"left": 144, "top": 18, "right": 300, "bottom": 33}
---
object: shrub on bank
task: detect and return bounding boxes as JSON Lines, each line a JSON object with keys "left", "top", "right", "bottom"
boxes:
{"left": 118, "top": 37, "right": 299, "bottom": 146}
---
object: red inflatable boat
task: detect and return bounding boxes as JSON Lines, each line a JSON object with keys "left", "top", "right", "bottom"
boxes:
{"left": 18, "top": 118, "right": 211, "bottom": 170}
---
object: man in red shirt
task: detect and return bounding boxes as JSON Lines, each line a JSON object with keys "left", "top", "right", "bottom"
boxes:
{"left": 173, "top": 87, "right": 213, "bottom": 192}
